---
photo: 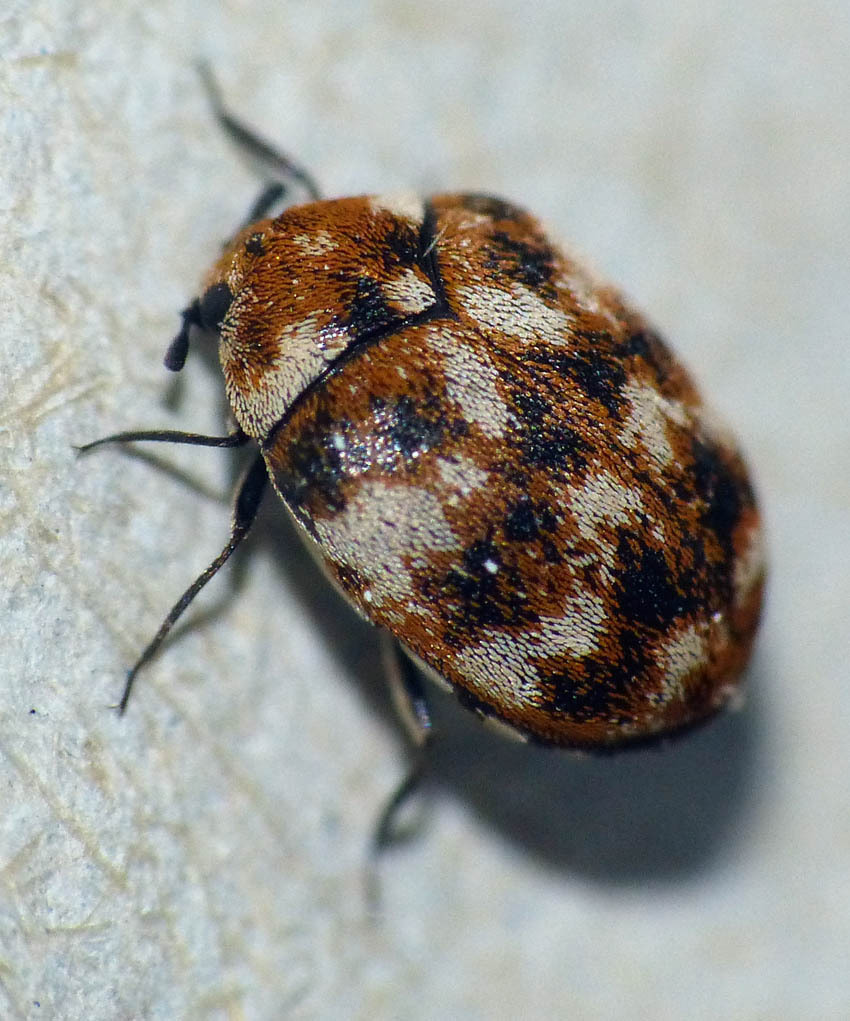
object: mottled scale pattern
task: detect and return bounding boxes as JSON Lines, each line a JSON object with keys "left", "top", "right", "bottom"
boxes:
{"left": 212, "top": 192, "right": 764, "bottom": 749}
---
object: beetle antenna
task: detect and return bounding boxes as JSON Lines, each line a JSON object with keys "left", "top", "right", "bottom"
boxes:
{"left": 163, "top": 299, "right": 202, "bottom": 371}
{"left": 364, "top": 636, "right": 434, "bottom": 909}
{"left": 76, "top": 427, "right": 248, "bottom": 454}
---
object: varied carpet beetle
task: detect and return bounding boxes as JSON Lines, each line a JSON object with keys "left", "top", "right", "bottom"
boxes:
{"left": 85, "top": 72, "right": 764, "bottom": 828}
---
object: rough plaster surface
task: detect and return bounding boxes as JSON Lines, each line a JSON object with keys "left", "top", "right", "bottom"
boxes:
{"left": 2, "top": 2, "right": 848, "bottom": 1018}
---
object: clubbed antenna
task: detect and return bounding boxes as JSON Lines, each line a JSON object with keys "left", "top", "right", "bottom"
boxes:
{"left": 164, "top": 299, "right": 201, "bottom": 371}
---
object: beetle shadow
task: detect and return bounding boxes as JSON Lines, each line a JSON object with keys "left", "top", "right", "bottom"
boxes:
{"left": 426, "top": 660, "right": 766, "bottom": 884}
{"left": 256, "top": 496, "right": 767, "bottom": 887}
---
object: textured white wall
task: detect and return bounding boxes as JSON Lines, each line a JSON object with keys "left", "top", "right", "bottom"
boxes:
{"left": 2, "top": 1, "right": 848, "bottom": 1018}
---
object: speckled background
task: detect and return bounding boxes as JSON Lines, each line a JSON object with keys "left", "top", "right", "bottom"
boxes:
{"left": 1, "top": 2, "right": 848, "bottom": 1018}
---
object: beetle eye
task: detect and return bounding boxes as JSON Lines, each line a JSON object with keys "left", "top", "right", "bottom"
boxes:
{"left": 198, "top": 282, "right": 234, "bottom": 331}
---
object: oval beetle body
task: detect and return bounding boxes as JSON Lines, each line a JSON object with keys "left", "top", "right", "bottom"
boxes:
{"left": 200, "top": 191, "right": 764, "bottom": 750}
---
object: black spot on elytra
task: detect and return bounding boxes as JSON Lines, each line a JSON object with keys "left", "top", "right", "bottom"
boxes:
{"left": 457, "top": 194, "right": 526, "bottom": 223}
{"left": 546, "top": 627, "right": 649, "bottom": 722}
{"left": 197, "top": 282, "right": 234, "bottom": 331}
{"left": 465, "top": 538, "right": 502, "bottom": 576}
{"left": 504, "top": 498, "right": 540, "bottom": 541}
{"left": 374, "top": 392, "right": 446, "bottom": 459}
{"left": 526, "top": 342, "right": 628, "bottom": 416}
{"left": 622, "top": 330, "right": 652, "bottom": 360}
{"left": 503, "top": 497, "right": 559, "bottom": 543}
{"left": 522, "top": 422, "right": 590, "bottom": 473}
{"left": 245, "top": 233, "right": 266, "bottom": 256}
{"left": 690, "top": 438, "right": 749, "bottom": 553}
{"left": 441, "top": 536, "right": 535, "bottom": 632}
{"left": 274, "top": 411, "right": 349, "bottom": 517}
{"left": 511, "top": 388, "right": 550, "bottom": 425}
{"left": 614, "top": 535, "right": 693, "bottom": 629}
{"left": 485, "top": 231, "right": 557, "bottom": 298}
{"left": 379, "top": 219, "right": 421, "bottom": 270}
{"left": 506, "top": 387, "right": 591, "bottom": 473}
{"left": 345, "top": 276, "right": 396, "bottom": 339}
{"left": 541, "top": 538, "right": 563, "bottom": 564}
{"left": 335, "top": 562, "right": 365, "bottom": 596}
{"left": 547, "top": 669, "right": 619, "bottom": 722}
{"left": 539, "top": 506, "right": 558, "bottom": 531}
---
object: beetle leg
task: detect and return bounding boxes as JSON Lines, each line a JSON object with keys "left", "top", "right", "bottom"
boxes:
{"left": 196, "top": 61, "right": 321, "bottom": 205}
{"left": 111, "top": 451, "right": 267, "bottom": 713}
{"left": 372, "top": 633, "right": 434, "bottom": 852}
{"left": 364, "top": 636, "right": 434, "bottom": 909}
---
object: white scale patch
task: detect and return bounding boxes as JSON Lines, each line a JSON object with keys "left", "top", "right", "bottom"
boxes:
{"left": 368, "top": 192, "right": 425, "bottom": 225}
{"left": 530, "top": 592, "right": 608, "bottom": 658}
{"left": 290, "top": 230, "right": 339, "bottom": 257}
{"left": 452, "top": 632, "right": 546, "bottom": 711}
{"left": 618, "top": 380, "right": 688, "bottom": 469}
{"left": 569, "top": 467, "right": 645, "bottom": 540}
{"left": 733, "top": 520, "right": 766, "bottom": 607}
{"left": 436, "top": 456, "right": 490, "bottom": 505}
{"left": 428, "top": 324, "right": 510, "bottom": 438}
{"left": 451, "top": 587, "right": 608, "bottom": 711}
{"left": 313, "top": 479, "right": 460, "bottom": 609}
{"left": 653, "top": 622, "right": 708, "bottom": 704}
{"left": 693, "top": 401, "right": 736, "bottom": 451}
{"left": 222, "top": 302, "right": 351, "bottom": 438}
{"left": 380, "top": 267, "right": 435, "bottom": 315}
{"left": 552, "top": 259, "right": 626, "bottom": 332}
{"left": 567, "top": 466, "right": 646, "bottom": 569}
{"left": 447, "top": 211, "right": 490, "bottom": 235}
{"left": 454, "top": 280, "right": 575, "bottom": 345}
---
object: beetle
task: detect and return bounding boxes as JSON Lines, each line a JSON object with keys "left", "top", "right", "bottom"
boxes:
{"left": 83, "top": 68, "right": 765, "bottom": 846}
